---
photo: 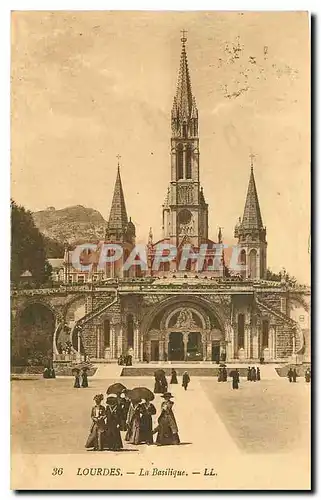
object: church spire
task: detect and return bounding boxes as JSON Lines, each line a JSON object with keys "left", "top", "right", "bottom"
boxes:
{"left": 241, "top": 161, "right": 264, "bottom": 230}
{"left": 171, "top": 32, "right": 198, "bottom": 138}
{"left": 107, "top": 158, "right": 128, "bottom": 237}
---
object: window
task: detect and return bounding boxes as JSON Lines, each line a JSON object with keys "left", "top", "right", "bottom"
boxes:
{"left": 262, "top": 320, "right": 269, "bottom": 348}
{"left": 68, "top": 275, "right": 73, "bottom": 284}
{"left": 186, "top": 146, "right": 192, "bottom": 179}
{"left": 104, "top": 319, "right": 110, "bottom": 348}
{"left": 127, "top": 315, "right": 134, "bottom": 348}
{"left": 176, "top": 143, "right": 183, "bottom": 180}
{"left": 238, "top": 314, "right": 245, "bottom": 349}
{"left": 77, "top": 275, "right": 85, "bottom": 284}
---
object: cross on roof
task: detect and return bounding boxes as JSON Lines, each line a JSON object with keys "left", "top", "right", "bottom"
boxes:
{"left": 249, "top": 152, "right": 255, "bottom": 169}
{"left": 181, "top": 29, "right": 188, "bottom": 44}
{"left": 116, "top": 154, "right": 121, "bottom": 165}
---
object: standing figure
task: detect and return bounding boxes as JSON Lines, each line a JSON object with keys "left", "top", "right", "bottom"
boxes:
{"left": 256, "top": 367, "right": 261, "bottom": 381}
{"left": 251, "top": 367, "right": 257, "bottom": 382}
{"left": 155, "top": 393, "right": 180, "bottom": 446}
{"left": 305, "top": 368, "right": 311, "bottom": 383}
{"left": 154, "top": 374, "right": 163, "bottom": 394}
{"left": 104, "top": 397, "right": 123, "bottom": 450}
{"left": 247, "top": 366, "right": 252, "bottom": 381}
{"left": 182, "top": 371, "right": 190, "bottom": 391}
{"left": 232, "top": 371, "right": 239, "bottom": 390}
{"left": 161, "top": 373, "right": 168, "bottom": 393}
{"left": 85, "top": 394, "right": 106, "bottom": 451}
{"left": 139, "top": 399, "right": 157, "bottom": 445}
{"left": 74, "top": 369, "right": 81, "bottom": 388}
{"left": 222, "top": 367, "right": 228, "bottom": 382}
{"left": 118, "top": 391, "right": 130, "bottom": 431}
{"left": 125, "top": 399, "right": 142, "bottom": 444}
{"left": 170, "top": 369, "right": 178, "bottom": 384}
{"left": 217, "top": 368, "right": 222, "bottom": 382}
{"left": 81, "top": 369, "right": 89, "bottom": 388}
{"left": 292, "top": 368, "right": 297, "bottom": 383}
{"left": 287, "top": 368, "right": 293, "bottom": 382}
{"left": 43, "top": 366, "right": 50, "bottom": 379}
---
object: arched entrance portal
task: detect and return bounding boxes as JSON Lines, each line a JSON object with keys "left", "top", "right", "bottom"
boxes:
{"left": 143, "top": 298, "right": 225, "bottom": 362}
{"left": 13, "top": 303, "right": 55, "bottom": 366}
{"left": 168, "top": 332, "right": 184, "bottom": 361}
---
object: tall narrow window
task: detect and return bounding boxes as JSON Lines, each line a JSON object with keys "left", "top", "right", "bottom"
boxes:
{"left": 183, "top": 122, "right": 187, "bottom": 138}
{"left": 186, "top": 146, "right": 192, "bottom": 179}
{"left": 238, "top": 314, "right": 245, "bottom": 349}
{"left": 249, "top": 249, "right": 257, "bottom": 279}
{"left": 127, "top": 315, "right": 134, "bottom": 348}
{"left": 104, "top": 319, "right": 110, "bottom": 349}
{"left": 262, "top": 320, "right": 269, "bottom": 348}
{"left": 176, "top": 143, "right": 183, "bottom": 180}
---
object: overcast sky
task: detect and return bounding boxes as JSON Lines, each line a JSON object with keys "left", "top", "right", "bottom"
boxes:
{"left": 11, "top": 11, "right": 310, "bottom": 283}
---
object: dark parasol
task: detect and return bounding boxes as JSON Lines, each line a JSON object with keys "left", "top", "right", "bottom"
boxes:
{"left": 154, "top": 369, "right": 165, "bottom": 377}
{"left": 127, "top": 387, "right": 155, "bottom": 401}
{"left": 106, "top": 382, "right": 127, "bottom": 395}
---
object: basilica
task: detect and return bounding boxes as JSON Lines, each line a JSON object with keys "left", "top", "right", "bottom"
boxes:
{"left": 56, "top": 35, "right": 310, "bottom": 365}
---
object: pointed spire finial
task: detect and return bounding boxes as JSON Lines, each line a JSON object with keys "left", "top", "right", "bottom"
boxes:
{"left": 249, "top": 152, "right": 255, "bottom": 172}
{"left": 116, "top": 154, "right": 121, "bottom": 168}
{"left": 181, "top": 29, "right": 188, "bottom": 45}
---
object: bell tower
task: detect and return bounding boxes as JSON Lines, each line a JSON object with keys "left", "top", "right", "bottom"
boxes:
{"left": 162, "top": 33, "right": 208, "bottom": 248}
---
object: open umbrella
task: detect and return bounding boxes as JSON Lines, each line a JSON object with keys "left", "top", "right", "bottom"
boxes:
{"left": 154, "top": 369, "right": 165, "bottom": 377}
{"left": 71, "top": 367, "right": 80, "bottom": 374}
{"left": 106, "top": 382, "right": 127, "bottom": 395}
{"left": 128, "top": 387, "right": 155, "bottom": 402}
{"left": 229, "top": 370, "right": 237, "bottom": 378}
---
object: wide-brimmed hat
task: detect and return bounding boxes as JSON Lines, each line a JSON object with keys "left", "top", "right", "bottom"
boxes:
{"left": 161, "top": 392, "right": 174, "bottom": 399}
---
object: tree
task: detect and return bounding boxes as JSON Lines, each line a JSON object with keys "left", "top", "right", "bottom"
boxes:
{"left": 11, "top": 200, "right": 52, "bottom": 285}
{"left": 266, "top": 267, "right": 297, "bottom": 287}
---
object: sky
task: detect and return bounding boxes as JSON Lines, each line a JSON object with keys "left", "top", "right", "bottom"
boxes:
{"left": 11, "top": 11, "right": 310, "bottom": 283}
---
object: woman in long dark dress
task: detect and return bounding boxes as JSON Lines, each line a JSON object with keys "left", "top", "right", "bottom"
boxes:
{"left": 170, "top": 369, "right": 178, "bottom": 385}
{"left": 81, "top": 369, "right": 89, "bottom": 388}
{"left": 85, "top": 394, "right": 106, "bottom": 451}
{"left": 247, "top": 366, "right": 251, "bottom": 381}
{"left": 232, "top": 372, "right": 239, "bottom": 390}
{"left": 256, "top": 367, "right": 261, "bottom": 381}
{"left": 305, "top": 368, "right": 311, "bottom": 383}
{"left": 74, "top": 370, "right": 81, "bottom": 388}
{"left": 139, "top": 399, "right": 156, "bottom": 445}
{"left": 104, "top": 397, "right": 123, "bottom": 450}
{"left": 154, "top": 372, "right": 166, "bottom": 394}
{"left": 155, "top": 393, "right": 180, "bottom": 446}
{"left": 125, "top": 399, "right": 142, "bottom": 444}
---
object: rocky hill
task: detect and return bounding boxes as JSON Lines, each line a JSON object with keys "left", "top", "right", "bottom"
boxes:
{"left": 32, "top": 205, "right": 107, "bottom": 247}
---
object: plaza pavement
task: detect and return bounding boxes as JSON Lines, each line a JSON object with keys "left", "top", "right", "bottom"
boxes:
{"left": 11, "top": 372, "right": 311, "bottom": 490}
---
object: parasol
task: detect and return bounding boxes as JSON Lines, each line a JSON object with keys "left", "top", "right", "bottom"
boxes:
{"left": 229, "top": 369, "right": 237, "bottom": 377}
{"left": 128, "top": 387, "right": 155, "bottom": 401}
{"left": 154, "top": 369, "right": 165, "bottom": 377}
{"left": 106, "top": 382, "right": 127, "bottom": 395}
{"left": 71, "top": 367, "right": 80, "bottom": 374}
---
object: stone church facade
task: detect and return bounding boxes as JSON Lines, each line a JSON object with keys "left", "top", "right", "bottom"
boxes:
{"left": 50, "top": 35, "right": 310, "bottom": 365}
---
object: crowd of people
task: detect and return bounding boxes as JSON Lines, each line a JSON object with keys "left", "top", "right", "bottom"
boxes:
{"left": 43, "top": 366, "right": 56, "bottom": 379}
{"left": 117, "top": 354, "right": 133, "bottom": 366}
{"left": 85, "top": 375, "right": 185, "bottom": 451}
{"left": 247, "top": 366, "right": 261, "bottom": 382}
{"left": 287, "top": 367, "right": 311, "bottom": 383}
{"left": 73, "top": 367, "right": 89, "bottom": 388}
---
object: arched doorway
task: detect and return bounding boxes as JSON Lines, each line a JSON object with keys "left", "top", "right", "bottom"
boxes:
{"left": 13, "top": 303, "right": 55, "bottom": 366}
{"left": 168, "top": 332, "right": 184, "bottom": 361}
{"left": 187, "top": 332, "right": 203, "bottom": 361}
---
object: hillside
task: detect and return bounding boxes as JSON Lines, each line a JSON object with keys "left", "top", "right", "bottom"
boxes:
{"left": 32, "top": 205, "right": 107, "bottom": 248}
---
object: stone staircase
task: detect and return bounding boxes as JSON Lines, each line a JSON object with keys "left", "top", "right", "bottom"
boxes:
{"left": 256, "top": 298, "right": 305, "bottom": 355}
